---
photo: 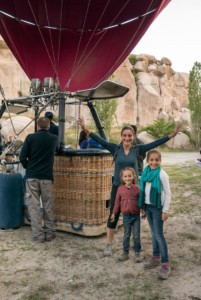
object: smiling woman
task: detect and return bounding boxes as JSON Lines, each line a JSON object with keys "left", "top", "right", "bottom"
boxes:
{"left": 78, "top": 116, "right": 181, "bottom": 256}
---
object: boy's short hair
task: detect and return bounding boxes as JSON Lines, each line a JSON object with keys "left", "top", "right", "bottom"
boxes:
{"left": 37, "top": 117, "right": 50, "bottom": 129}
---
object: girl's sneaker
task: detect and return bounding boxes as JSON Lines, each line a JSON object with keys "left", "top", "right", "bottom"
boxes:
{"left": 158, "top": 265, "right": 171, "bottom": 280}
{"left": 134, "top": 252, "right": 142, "bottom": 263}
{"left": 117, "top": 253, "right": 129, "bottom": 262}
{"left": 144, "top": 256, "right": 160, "bottom": 269}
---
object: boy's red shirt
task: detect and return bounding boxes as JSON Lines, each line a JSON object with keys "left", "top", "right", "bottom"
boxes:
{"left": 113, "top": 184, "right": 140, "bottom": 215}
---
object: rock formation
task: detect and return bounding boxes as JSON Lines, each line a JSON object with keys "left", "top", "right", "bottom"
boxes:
{"left": 2, "top": 116, "right": 34, "bottom": 141}
{"left": 138, "top": 131, "right": 192, "bottom": 150}
{"left": 113, "top": 54, "right": 189, "bottom": 126}
{"left": 0, "top": 37, "right": 30, "bottom": 99}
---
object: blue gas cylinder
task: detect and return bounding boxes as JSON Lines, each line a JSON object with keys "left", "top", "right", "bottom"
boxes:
{"left": 0, "top": 173, "right": 24, "bottom": 228}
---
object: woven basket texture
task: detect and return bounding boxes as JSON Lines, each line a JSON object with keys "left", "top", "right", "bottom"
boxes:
{"left": 53, "top": 154, "right": 114, "bottom": 225}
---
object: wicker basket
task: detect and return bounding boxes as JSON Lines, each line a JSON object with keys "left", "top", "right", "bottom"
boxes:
{"left": 52, "top": 150, "right": 114, "bottom": 236}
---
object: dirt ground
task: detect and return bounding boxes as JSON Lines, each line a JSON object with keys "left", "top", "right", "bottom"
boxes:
{"left": 0, "top": 152, "right": 201, "bottom": 300}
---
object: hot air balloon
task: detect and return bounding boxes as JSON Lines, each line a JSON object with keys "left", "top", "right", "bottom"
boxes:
{"left": 0, "top": 0, "right": 170, "bottom": 91}
{"left": 0, "top": 0, "right": 171, "bottom": 235}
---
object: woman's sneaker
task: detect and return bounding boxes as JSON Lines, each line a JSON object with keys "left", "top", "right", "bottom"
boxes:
{"left": 103, "top": 244, "right": 112, "bottom": 256}
{"left": 158, "top": 265, "right": 171, "bottom": 280}
{"left": 117, "top": 253, "right": 129, "bottom": 262}
{"left": 144, "top": 256, "right": 160, "bottom": 269}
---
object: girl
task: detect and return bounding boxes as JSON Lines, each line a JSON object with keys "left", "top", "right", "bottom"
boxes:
{"left": 111, "top": 167, "right": 142, "bottom": 263}
{"left": 78, "top": 117, "right": 180, "bottom": 257}
{"left": 139, "top": 149, "right": 171, "bottom": 280}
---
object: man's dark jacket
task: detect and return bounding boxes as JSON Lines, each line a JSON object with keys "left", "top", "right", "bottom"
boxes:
{"left": 19, "top": 129, "right": 58, "bottom": 181}
{"left": 49, "top": 122, "right": 58, "bottom": 136}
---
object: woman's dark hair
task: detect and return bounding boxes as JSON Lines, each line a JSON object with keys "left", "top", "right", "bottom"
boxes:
{"left": 120, "top": 126, "right": 134, "bottom": 135}
{"left": 130, "top": 125, "right": 137, "bottom": 135}
{"left": 79, "top": 130, "right": 88, "bottom": 146}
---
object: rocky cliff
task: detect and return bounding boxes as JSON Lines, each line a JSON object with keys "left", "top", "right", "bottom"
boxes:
{"left": 0, "top": 36, "right": 190, "bottom": 128}
{"left": 113, "top": 55, "right": 189, "bottom": 126}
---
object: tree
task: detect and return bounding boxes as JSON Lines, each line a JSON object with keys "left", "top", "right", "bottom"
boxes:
{"left": 94, "top": 98, "right": 118, "bottom": 137}
{"left": 188, "top": 62, "right": 201, "bottom": 148}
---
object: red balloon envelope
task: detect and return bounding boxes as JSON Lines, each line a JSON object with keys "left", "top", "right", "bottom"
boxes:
{"left": 0, "top": 0, "right": 170, "bottom": 91}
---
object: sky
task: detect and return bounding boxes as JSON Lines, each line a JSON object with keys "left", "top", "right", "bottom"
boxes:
{"left": 132, "top": 0, "right": 201, "bottom": 73}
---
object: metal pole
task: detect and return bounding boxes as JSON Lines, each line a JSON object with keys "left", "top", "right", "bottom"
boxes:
{"left": 87, "top": 100, "right": 107, "bottom": 140}
{"left": 58, "top": 92, "right": 66, "bottom": 150}
{"left": 34, "top": 107, "right": 39, "bottom": 132}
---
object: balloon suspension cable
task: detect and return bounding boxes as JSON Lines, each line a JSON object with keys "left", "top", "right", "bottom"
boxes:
{"left": 70, "top": 0, "right": 91, "bottom": 79}
{"left": 69, "top": 0, "right": 130, "bottom": 83}
{"left": 64, "top": 0, "right": 113, "bottom": 87}
{"left": 0, "top": 84, "right": 19, "bottom": 137}
{"left": 44, "top": 0, "right": 60, "bottom": 80}
{"left": 0, "top": 84, "right": 60, "bottom": 156}
{"left": 75, "top": 100, "right": 82, "bottom": 149}
{"left": 27, "top": 0, "right": 59, "bottom": 79}
{"left": 3, "top": 92, "right": 60, "bottom": 158}
{"left": 98, "top": 0, "right": 155, "bottom": 84}
{"left": 65, "top": 79, "right": 71, "bottom": 91}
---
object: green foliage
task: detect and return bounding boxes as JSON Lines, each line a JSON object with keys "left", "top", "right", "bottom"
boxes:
{"left": 128, "top": 54, "right": 137, "bottom": 65}
{"left": 94, "top": 98, "right": 118, "bottom": 136}
{"left": 141, "top": 117, "right": 176, "bottom": 138}
{"left": 188, "top": 61, "right": 201, "bottom": 148}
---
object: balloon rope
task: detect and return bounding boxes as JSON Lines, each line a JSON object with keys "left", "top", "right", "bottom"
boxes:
{"left": 96, "top": 0, "right": 157, "bottom": 84}
{"left": 0, "top": 83, "right": 59, "bottom": 138}
{"left": 68, "top": 0, "right": 111, "bottom": 81}
{"left": 70, "top": 0, "right": 91, "bottom": 79}
{"left": 43, "top": 0, "right": 59, "bottom": 82}
{"left": 66, "top": 0, "right": 130, "bottom": 84}
{"left": 75, "top": 101, "right": 81, "bottom": 149}
{"left": 27, "top": 0, "right": 58, "bottom": 77}
{"left": 0, "top": 85, "right": 18, "bottom": 137}
{"left": 57, "top": 0, "right": 64, "bottom": 67}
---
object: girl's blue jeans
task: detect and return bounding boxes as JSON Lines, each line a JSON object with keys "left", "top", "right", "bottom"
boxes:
{"left": 145, "top": 205, "right": 169, "bottom": 263}
{"left": 122, "top": 214, "right": 141, "bottom": 254}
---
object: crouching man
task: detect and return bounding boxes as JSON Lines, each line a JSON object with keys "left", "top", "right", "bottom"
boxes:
{"left": 20, "top": 117, "right": 58, "bottom": 243}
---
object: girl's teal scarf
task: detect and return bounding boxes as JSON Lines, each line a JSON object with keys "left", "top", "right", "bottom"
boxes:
{"left": 138, "top": 165, "right": 162, "bottom": 209}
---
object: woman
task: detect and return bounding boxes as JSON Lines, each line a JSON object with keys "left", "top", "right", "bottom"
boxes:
{"left": 78, "top": 117, "right": 180, "bottom": 256}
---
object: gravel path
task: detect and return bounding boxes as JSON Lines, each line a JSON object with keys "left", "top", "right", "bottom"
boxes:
{"left": 160, "top": 151, "right": 199, "bottom": 165}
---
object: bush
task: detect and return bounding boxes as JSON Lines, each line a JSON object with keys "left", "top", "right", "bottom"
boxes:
{"left": 141, "top": 118, "right": 176, "bottom": 138}
{"left": 128, "top": 54, "right": 137, "bottom": 65}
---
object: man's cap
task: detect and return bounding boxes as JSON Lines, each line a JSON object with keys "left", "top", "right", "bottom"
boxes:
{"left": 45, "top": 111, "right": 53, "bottom": 119}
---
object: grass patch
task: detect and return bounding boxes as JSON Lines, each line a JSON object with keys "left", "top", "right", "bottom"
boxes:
{"left": 21, "top": 284, "right": 56, "bottom": 300}
{"left": 190, "top": 247, "right": 201, "bottom": 265}
{"left": 124, "top": 276, "right": 166, "bottom": 300}
{"left": 163, "top": 165, "right": 201, "bottom": 216}
{"left": 178, "top": 233, "right": 198, "bottom": 240}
